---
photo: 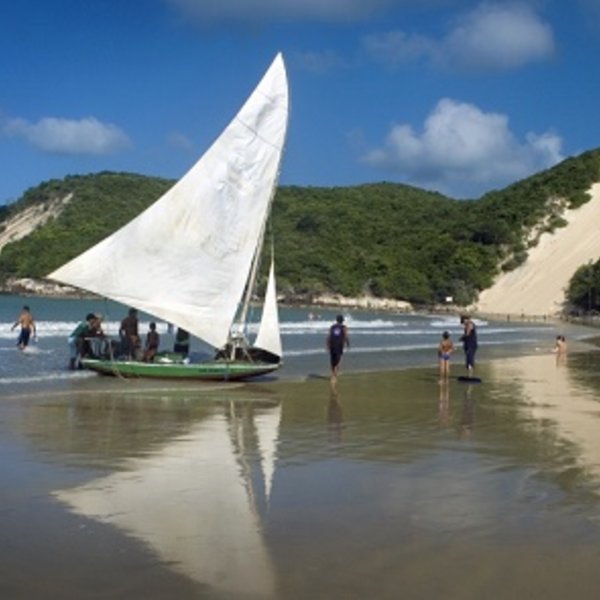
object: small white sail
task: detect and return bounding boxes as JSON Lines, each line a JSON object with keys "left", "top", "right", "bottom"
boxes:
{"left": 254, "top": 258, "right": 282, "bottom": 358}
{"left": 48, "top": 54, "right": 288, "bottom": 351}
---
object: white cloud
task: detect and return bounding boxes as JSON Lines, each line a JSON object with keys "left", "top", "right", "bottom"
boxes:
{"left": 441, "top": 3, "right": 555, "bottom": 70}
{"left": 362, "top": 98, "right": 564, "bottom": 198}
{"left": 166, "top": 0, "right": 396, "bottom": 23}
{"left": 293, "top": 50, "right": 348, "bottom": 74}
{"left": 3, "top": 116, "right": 131, "bottom": 155}
{"left": 362, "top": 31, "right": 434, "bottom": 67}
{"left": 167, "top": 131, "right": 195, "bottom": 152}
{"left": 363, "top": 2, "right": 555, "bottom": 71}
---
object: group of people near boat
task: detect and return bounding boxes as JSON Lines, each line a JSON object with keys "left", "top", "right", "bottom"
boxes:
{"left": 66, "top": 307, "right": 190, "bottom": 369}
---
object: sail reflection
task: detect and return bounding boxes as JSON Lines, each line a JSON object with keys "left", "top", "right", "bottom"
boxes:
{"left": 54, "top": 400, "right": 281, "bottom": 597}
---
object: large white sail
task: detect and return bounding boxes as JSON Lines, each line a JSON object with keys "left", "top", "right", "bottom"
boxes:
{"left": 48, "top": 54, "right": 288, "bottom": 350}
{"left": 254, "top": 258, "right": 282, "bottom": 358}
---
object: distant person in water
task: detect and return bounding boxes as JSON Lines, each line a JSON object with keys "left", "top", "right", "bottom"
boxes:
{"left": 119, "top": 308, "right": 139, "bottom": 359}
{"left": 438, "top": 330, "right": 455, "bottom": 380}
{"left": 326, "top": 314, "right": 350, "bottom": 381}
{"left": 553, "top": 335, "right": 567, "bottom": 354}
{"left": 143, "top": 322, "right": 160, "bottom": 362}
{"left": 174, "top": 327, "right": 190, "bottom": 358}
{"left": 460, "top": 315, "right": 478, "bottom": 377}
{"left": 11, "top": 305, "right": 36, "bottom": 350}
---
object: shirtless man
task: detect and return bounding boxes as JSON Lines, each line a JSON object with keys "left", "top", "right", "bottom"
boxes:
{"left": 11, "top": 305, "right": 37, "bottom": 350}
{"left": 119, "top": 308, "right": 139, "bottom": 359}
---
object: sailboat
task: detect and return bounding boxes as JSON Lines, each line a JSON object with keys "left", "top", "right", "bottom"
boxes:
{"left": 47, "top": 53, "right": 288, "bottom": 381}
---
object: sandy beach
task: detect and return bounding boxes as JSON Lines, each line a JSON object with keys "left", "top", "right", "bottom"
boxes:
{"left": 476, "top": 183, "right": 600, "bottom": 317}
{"left": 2, "top": 293, "right": 600, "bottom": 598}
{"left": 3, "top": 338, "right": 600, "bottom": 599}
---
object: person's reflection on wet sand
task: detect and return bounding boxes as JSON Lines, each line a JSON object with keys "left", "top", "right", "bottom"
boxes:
{"left": 458, "top": 385, "right": 475, "bottom": 439}
{"left": 438, "top": 381, "right": 451, "bottom": 427}
{"left": 327, "top": 381, "right": 344, "bottom": 442}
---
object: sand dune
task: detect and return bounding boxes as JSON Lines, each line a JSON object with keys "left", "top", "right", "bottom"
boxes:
{"left": 475, "top": 182, "right": 600, "bottom": 317}
{"left": 0, "top": 193, "right": 73, "bottom": 253}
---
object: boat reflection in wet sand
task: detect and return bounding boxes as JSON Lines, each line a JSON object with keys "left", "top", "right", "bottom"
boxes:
{"left": 54, "top": 398, "right": 282, "bottom": 598}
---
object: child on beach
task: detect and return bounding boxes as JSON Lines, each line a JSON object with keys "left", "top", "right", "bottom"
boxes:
{"left": 438, "top": 331, "right": 454, "bottom": 380}
{"left": 553, "top": 335, "right": 567, "bottom": 354}
{"left": 143, "top": 322, "right": 160, "bottom": 362}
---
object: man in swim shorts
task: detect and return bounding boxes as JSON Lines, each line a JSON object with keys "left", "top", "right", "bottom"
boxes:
{"left": 11, "top": 305, "right": 37, "bottom": 350}
{"left": 326, "top": 314, "right": 350, "bottom": 381}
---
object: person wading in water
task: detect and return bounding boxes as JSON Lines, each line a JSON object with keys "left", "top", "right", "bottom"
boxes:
{"left": 326, "top": 314, "right": 350, "bottom": 382}
{"left": 11, "top": 305, "right": 37, "bottom": 350}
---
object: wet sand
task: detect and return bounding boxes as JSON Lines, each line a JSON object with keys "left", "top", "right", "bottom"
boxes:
{"left": 3, "top": 348, "right": 600, "bottom": 599}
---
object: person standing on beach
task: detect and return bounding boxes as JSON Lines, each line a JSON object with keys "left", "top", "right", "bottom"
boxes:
{"left": 553, "top": 335, "right": 567, "bottom": 354}
{"left": 438, "top": 330, "right": 454, "bottom": 380}
{"left": 460, "top": 315, "right": 478, "bottom": 377}
{"left": 326, "top": 314, "right": 350, "bottom": 381}
{"left": 119, "top": 308, "right": 139, "bottom": 359}
{"left": 553, "top": 335, "right": 567, "bottom": 366}
{"left": 11, "top": 305, "right": 37, "bottom": 350}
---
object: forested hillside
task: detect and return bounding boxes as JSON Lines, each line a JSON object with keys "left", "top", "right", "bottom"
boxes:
{"left": 1, "top": 149, "right": 600, "bottom": 308}
{"left": 0, "top": 172, "right": 172, "bottom": 278}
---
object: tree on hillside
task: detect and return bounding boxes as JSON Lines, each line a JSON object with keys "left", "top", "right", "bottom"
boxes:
{"left": 566, "top": 262, "right": 600, "bottom": 313}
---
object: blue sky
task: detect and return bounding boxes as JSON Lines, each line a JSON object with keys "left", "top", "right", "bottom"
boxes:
{"left": 1, "top": 0, "right": 600, "bottom": 204}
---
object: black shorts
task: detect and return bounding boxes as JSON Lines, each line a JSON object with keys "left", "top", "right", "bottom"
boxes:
{"left": 17, "top": 328, "right": 31, "bottom": 347}
{"left": 465, "top": 347, "right": 477, "bottom": 368}
{"left": 330, "top": 349, "right": 343, "bottom": 369}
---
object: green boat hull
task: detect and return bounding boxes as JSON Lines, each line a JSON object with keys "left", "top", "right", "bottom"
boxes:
{"left": 80, "top": 358, "right": 280, "bottom": 381}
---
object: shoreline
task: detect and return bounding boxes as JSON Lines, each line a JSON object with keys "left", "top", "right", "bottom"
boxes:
{"left": 4, "top": 278, "right": 600, "bottom": 331}
{"left": 271, "top": 334, "right": 600, "bottom": 391}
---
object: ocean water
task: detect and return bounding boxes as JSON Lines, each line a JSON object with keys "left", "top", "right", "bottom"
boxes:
{"left": 0, "top": 293, "right": 589, "bottom": 392}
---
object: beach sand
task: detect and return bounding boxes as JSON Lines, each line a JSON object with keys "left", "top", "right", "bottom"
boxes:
{"left": 476, "top": 182, "right": 600, "bottom": 317}
{"left": 3, "top": 345, "right": 600, "bottom": 599}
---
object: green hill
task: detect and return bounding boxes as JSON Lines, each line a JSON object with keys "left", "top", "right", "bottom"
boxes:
{"left": 1, "top": 149, "right": 600, "bottom": 309}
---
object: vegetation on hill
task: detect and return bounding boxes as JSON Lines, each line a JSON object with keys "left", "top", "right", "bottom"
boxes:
{"left": 0, "top": 172, "right": 172, "bottom": 279}
{"left": 1, "top": 149, "right": 600, "bottom": 310}
{"left": 566, "top": 262, "right": 600, "bottom": 314}
{"left": 273, "top": 149, "right": 600, "bottom": 305}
